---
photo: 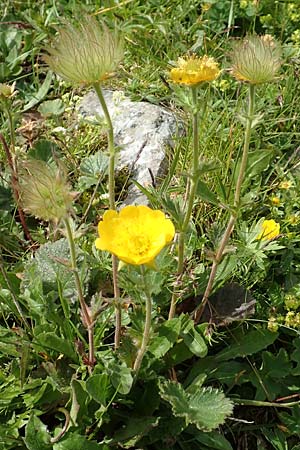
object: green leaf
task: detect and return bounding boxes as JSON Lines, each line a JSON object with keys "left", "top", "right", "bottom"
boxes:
{"left": 279, "top": 407, "right": 300, "bottom": 435}
{"left": 196, "top": 180, "right": 220, "bottom": 206}
{"left": 35, "top": 332, "right": 77, "bottom": 362}
{"left": 159, "top": 380, "right": 233, "bottom": 432}
{"left": 23, "top": 414, "right": 51, "bottom": 450}
{"left": 262, "top": 428, "right": 288, "bottom": 450}
{"left": 0, "top": 185, "right": 13, "bottom": 210}
{"left": 149, "top": 318, "right": 181, "bottom": 358}
{"left": 28, "top": 140, "right": 61, "bottom": 163}
{"left": 106, "top": 360, "right": 133, "bottom": 395}
{"left": 23, "top": 71, "right": 53, "bottom": 112}
{"left": 192, "top": 430, "right": 233, "bottom": 450}
{"left": 53, "top": 432, "right": 106, "bottom": 450}
{"left": 78, "top": 150, "right": 109, "bottom": 190}
{"left": 86, "top": 373, "right": 112, "bottom": 406}
{"left": 70, "top": 379, "right": 89, "bottom": 427}
{"left": 38, "top": 99, "right": 65, "bottom": 117}
{"left": 216, "top": 328, "right": 278, "bottom": 361}
{"left": 180, "top": 315, "right": 207, "bottom": 358}
{"left": 245, "top": 149, "right": 274, "bottom": 179}
{"left": 112, "top": 416, "right": 159, "bottom": 448}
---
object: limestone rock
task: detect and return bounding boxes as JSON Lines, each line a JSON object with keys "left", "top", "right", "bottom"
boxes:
{"left": 79, "top": 90, "right": 183, "bottom": 205}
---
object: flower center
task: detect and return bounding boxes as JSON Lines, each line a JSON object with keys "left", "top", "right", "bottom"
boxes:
{"left": 131, "top": 235, "right": 151, "bottom": 256}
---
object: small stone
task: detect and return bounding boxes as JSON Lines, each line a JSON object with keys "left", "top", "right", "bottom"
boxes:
{"left": 79, "top": 90, "right": 183, "bottom": 205}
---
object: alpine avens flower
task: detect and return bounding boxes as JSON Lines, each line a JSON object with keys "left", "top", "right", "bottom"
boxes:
{"left": 18, "top": 159, "right": 73, "bottom": 221}
{"left": 170, "top": 54, "right": 220, "bottom": 86}
{"left": 256, "top": 219, "right": 280, "bottom": 241}
{"left": 231, "top": 34, "right": 281, "bottom": 85}
{"left": 95, "top": 205, "right": 175, "bottom": 265}
{"left": 44, "top": 16, "right": 123, "bottom": 86}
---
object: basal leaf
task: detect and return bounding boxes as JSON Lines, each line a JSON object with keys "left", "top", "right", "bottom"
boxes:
{"left": 23, "top": 414, "right": 51, "bottom": 450}
{"left": 86, "top": 373, "right": 112, "bottom": 406}
{"left": 159, "top": 380, "right": 233, "bottom": 432}
{"left": 53, "top": 432, "right": 106, "bottom": 450}
{"left": 216, "top": 328, "right": 278, "bottom": 361}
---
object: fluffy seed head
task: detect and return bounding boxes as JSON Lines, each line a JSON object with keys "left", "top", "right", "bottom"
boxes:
{"left": 44, "top": 16, "right": 123, "bottom": 85}
{"left": 18, "top": 159, "right": 74, "bottom": 221}
{"left": 231, "top": 34, "right": 282, "bottom": 84}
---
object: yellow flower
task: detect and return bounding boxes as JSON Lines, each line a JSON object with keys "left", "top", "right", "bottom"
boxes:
{"left": 95, "top": 205, "right": 175, "bottom": 265}
{"left": 44, "top": 16, "right": 123, "bottom": 86}
{"left": 231, "top": 34, "right": 281, "bottom": 85}
{"left": 169, "top": 54, "right": 220, "bottom": 87}
{"left": 256, "top": 219, "right": 280, "bottom": 241}
{"left": 279, "top": 180, "right": 292, "bottom": 190}
{"left": 270, "top": 196, "right": 280, "bottom": 206}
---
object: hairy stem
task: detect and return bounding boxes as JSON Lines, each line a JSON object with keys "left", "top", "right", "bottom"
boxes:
{"left": 0, "top": 133, "right": 33, "bottom": 243}
{"left": 194, "top": 84, "right": 256, "bottom": 322}
{"left": 64, "top": 217, "right": 94, "bottom": 372}
{"left": 93, "top": 83, "right": 121, "bottom": 349}
{"left": 133, "top": 266, "right": 152, "bottom": 375}
{"left": 169, "top": 87, "right": 199, "bottom": 320}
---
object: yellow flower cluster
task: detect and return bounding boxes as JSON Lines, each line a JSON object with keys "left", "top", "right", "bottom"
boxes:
{"left": 95, "top": 205, "right": 175, "bottom": 266}
{"left": 256, "top": 219, "right": 280, "bottom": 241}
{"left": 170, "top": 55, "right": 220, "bottom": 87}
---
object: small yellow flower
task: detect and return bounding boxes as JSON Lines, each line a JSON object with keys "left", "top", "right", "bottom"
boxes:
{"left": 270, "top": 196, "right": 280, "bottom": 206}
{"left": 231, "top": 34, "right": 281, "bottom": 84}
{"left": 44, "top": 16, "right": 123, "bottom": 86}
{"left": 279, "top": 180, "right": 292, "bottom": 190}
{"left": 169, "top": 54, "right": 220, "bottom": 87}
{"left": 95, "top": 205, "right": 175, "bottom": 266}
{"left": 267, "top": 317, "right": 279, "bottom": 332}
{"left": 256, "top": 219, "right": 280, "bottom": 241}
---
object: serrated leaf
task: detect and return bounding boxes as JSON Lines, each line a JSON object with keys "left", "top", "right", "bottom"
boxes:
{"left": 216, "top": 328, "right": 278, "bottom": 361}
{"left": 23, "top": 414, "right": 51, "bottom": 450}
{"left": 78, "top": 151, "right": 109, "bottom": 190}
{"left": 38, "top": 99, "right": 65, "bottom": 117}
{"left": 159, "top": 380, "right": 233, "bottom": 432}
{"left": 86, "top": 373, "right": 112, "bottom": 406}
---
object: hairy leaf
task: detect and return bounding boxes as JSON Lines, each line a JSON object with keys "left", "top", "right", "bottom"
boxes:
{"left": 159, "top": 380, "right": 233, "bottom": 432}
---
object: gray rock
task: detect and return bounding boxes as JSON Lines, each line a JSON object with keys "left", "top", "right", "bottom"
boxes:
{"left": 79, "top": 90, "right": 183, "bottom": 205}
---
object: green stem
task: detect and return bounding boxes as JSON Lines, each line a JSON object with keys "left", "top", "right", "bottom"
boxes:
{"left": 194, "top": 84, "right": 256, "bottom": 323}
{"left": 233, "top": 398, "right": 300, "bottom": 409}
{"left": 169, "top": 87, "right": 199, "bottom": 320}
{"left": 93, "top": 83, "right": 121, "bottom": 349}
{"left": 6, "top": 106, "right": 15, "bottom": 151}
{"left": 0, "top": 250, "right": 31, "bottom": 333}
{"left": 64, "top": 218, "right": 94, "bottom": 371}
{"left": 133, "top": 266, "right": 152, "bottom": 375}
